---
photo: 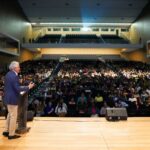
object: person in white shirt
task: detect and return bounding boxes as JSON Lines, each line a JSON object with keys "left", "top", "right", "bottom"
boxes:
{"left": 55, "top": 98, "right": 67, "bottom": 117}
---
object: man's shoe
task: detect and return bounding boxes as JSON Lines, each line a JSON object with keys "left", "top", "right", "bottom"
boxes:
{"left": 8, "top": 135, "right": 21, "bottom": 140}
{"left": 2, "top": 132, "right": 9, "bottom": 137}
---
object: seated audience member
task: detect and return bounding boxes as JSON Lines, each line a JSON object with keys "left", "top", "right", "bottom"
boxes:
{"left": 1, "top": 59, "right": 149, "bottom": 117}
{"left": 100, "top": 102, "right": 109, "bottom": 117}
{"left": 128, "top": 94, "right": 137, "bottom": 102}
{"left": 68, "top": 97, "right": 76, "bottom": 117}
{"left": 77, "top": 95, "right": 88, "bottom": 117}
{"left": 146, "top": 96, "right": 150, "bottom": 107}
{"left": 77, "top": 92, "right": 87, "bottom": 103}
{"left": 43, "top": 101, "right": 54, "bottom": 116}
{"left": 55, "top": 98, "right": 67, "bottom": 117}
{"left": 88, "top": 99, "right": 99, "bottom": 117}
{"left": 95, "top": 93, "right": 104, "bottom": 109}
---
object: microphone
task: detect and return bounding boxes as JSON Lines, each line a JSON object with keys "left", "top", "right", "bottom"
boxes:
{"left": 19, "top": 74, "right": 22, "bottom": 79}
{"left": 98, "top": 57, "right": 105, "bottom": 63}
{"left": 19, "top": 74, "right": 23, "bottom": 84}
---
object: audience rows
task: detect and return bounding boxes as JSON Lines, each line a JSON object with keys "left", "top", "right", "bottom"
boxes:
{"left": 0, "top": 60, "right": 150, "bottom": 117}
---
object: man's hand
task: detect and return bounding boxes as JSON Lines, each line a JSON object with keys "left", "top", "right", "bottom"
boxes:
{"left": 28, "top": 82, "right": 35, "bottom": 89}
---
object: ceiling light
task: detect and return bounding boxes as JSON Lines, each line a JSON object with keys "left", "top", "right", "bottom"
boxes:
{"left": 81, "top": 27, "right": 91, "bottom": 32}
{"left": 65, "top": 2, "right": 69, "bottom": 6}
{"left": 128, "top": 3, "right": 133, "bottom": 7}
{"left": 31, "top": 23, "right": 37, "bottom": 25}
{"left": 96, "top": 3, "right": 100, "bottom": 6}
{"left": 32, "top": 2, "right": 36, "bottom": 6}
{"left": 122, "top": 48, "right": 127, "bottom": 51}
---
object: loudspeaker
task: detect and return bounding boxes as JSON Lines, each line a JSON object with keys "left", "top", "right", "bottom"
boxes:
{"left": 27, "top": 111, "right": 34, "bottom": 121}
{"left": 106, "top": 108, "right": 128, "bottom": 121}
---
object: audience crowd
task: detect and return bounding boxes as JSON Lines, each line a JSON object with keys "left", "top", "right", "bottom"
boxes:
{"left": 0, "top": 60, "right": 150, "bottom": 117}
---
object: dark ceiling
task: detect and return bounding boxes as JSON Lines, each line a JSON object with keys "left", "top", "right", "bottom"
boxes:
{"left": 18, "top": 0, "right": 149, "bottom": 24}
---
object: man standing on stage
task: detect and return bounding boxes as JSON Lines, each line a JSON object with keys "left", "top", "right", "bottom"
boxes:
{"left": 2, "top": 61, "right": 34, "bottom": 140}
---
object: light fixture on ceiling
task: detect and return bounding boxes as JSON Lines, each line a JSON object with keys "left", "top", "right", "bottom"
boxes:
{"left": 121, "top": 17, "right": 125, "bottom": 20}
{"left": 32, "top": 2, "right": 36, "bottom": 6}
{"left": 96, "top": 3, "right": 101, "bottom": 6}
{"left": 65, "top": 2, "right": 70, "bottom": 6}
{"left": 128, "top": 3, "right": 133, "bottom": 7}
{"left": 122, "top": 48, "right": 127, "bottom": 52}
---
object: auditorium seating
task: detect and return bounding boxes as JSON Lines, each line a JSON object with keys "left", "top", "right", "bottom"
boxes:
{"left": 35, "top": 34, "right": 61, "bottom": 43}
{"left": 101, "top": 35, "right": 129, "bottom": 44}
{"left": 34, "top": 34, "right": 129, "bottom": 44}
{"left": 62, "top": 34, "right": 101, "bottom": 43}
{"left": 22, "top": 60, "right": 150, "bottom": 117}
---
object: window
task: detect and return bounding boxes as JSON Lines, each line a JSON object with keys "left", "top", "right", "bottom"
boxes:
{"left": 53, "top": 28, "right": 61, "bottom": 31}
{"left": 110, "top": 29, "right": 115, "bottom": 32}
{"left": 121, "top": 29, "right": 129, "bottom": 32}
{"left": 63, "top": 28, "right": 69, "bottom": 31}
{"left": 92, "top": 28, "right": 99, "bottom": 31}
{"left": 101, "top": 28, "right": 108, "bottom": 32}
{"left": 47, "top": 28, "right": 51, "bottom": 31}
{"left": 72, "top": 28, "right": 80, "bottom": 31}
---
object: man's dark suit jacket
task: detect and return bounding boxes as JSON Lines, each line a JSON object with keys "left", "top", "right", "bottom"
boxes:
{"left": 4, "top": 71, "right": 29, "bottom": 105}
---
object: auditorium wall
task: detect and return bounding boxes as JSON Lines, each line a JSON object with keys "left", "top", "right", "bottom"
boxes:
{"left": 0, "top": 49, "right": 34, "bottom": 66}
{"left": 0, "top": 53, "right": 17, "bottom": 66}
{"left": 18, "top": 49, "right": 34, "bottom": 62}
{"left": 41, "top": 48, "right": 121, "bottom": 55}
{"left": 127, "top": 2, "right": 150, "bottom": 62}
{"left": 0, "top": 0, "right": 32, "bottom": 43}
{"left": 41, "top": 48, "right": 150, "bottom": 63}
{"left": 0, "top": 0, "right": 35, "bottom": 64}
{"left": 130, "top": 2, "right": 150, "bottom": 45}
{"left": 121, "top": 49, "right": 148, "bottom": 63}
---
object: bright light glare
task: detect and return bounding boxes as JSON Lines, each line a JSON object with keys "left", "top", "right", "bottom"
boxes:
{"left": 81, "top": 27, "right": 91, "bottom": 32}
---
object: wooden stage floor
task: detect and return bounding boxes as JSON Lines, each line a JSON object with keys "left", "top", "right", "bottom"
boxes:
{"left": 0, "top": 117, "right": 150, "bottom": 150}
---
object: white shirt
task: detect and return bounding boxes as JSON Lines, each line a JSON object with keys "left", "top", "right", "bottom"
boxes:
{"left": 55, "top": 103, "right": 67, "bottom": 114}
{"left": 13, "top": 70, "right": 18, "bottom": 76}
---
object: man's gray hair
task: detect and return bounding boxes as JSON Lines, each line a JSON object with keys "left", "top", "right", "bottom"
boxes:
{"left": 9, "top": 61, "right": 20, "bottom": 70}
